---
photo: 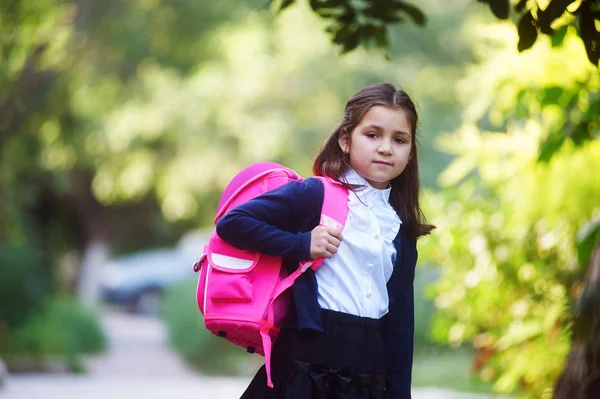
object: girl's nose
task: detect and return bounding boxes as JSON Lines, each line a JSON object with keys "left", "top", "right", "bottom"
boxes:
{"left": 378, "top": 140, "right": 393, "bottom": 154}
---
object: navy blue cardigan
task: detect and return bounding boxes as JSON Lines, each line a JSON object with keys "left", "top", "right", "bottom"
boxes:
{"left": 216, "top": 177, "right": 417, "bottom": 399}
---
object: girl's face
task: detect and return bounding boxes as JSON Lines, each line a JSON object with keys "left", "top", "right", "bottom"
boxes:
{"left": 338, "top": 105, "right": 413, "bottom": 189}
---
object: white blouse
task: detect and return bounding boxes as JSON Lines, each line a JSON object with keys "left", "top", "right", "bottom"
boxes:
{"left": 314, "top": 169, "right": 402, "bottom": 319}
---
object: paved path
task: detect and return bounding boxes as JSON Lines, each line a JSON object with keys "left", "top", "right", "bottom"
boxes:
{"left": 2, "top": 375, "right": 500, "bottom": 399}
{"left": 0, "top": 311, "right": 504, "bottom": 399}
{"left": 84, "top": 311, "right": 197, "bottom": 377}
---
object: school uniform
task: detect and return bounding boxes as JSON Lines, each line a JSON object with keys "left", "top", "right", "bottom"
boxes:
{"left": 216, "top": 171, "right": 418, "bottom": 399}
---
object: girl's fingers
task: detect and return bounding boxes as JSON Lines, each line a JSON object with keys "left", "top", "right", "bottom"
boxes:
{"left": 326, "top": 243, "right": 338, "bottom": 255}
{"left": 327, "top": 226, "right": 342, "bottom": 240}
{"left": 309, "top": 225, "right": 343, "bottom": 259}
{"left": 328, "top": 236, "right": 341, "bottom": 247}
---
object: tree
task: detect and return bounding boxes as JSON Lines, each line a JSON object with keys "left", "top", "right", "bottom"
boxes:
{"left": 554, "top": 242, "right": 600, "bottom": 398}
{"left": 273, "top": 0, "right": 599, "bottom": 160}
{"left": 272, "top": 0, "right": 600, "bottom": 65}
{"left": 1, "top": 0, "right": 471, "bottom": 312}
{"left": 274, "top": 3, "right": 598, "bottom": 394}
{"left": 0, "top": 0, "right": 265, "bottom": 308}
{"left": 418, "top": 22, "right": 599, "bottom": 398}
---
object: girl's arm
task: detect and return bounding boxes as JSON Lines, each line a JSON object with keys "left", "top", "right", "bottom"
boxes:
{"left": 215, "top": 178, "right": 323, "bottom": 261}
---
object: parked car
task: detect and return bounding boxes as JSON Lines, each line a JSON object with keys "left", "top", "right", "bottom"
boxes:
{"left": 100, "top": 230, "right": 210, "bottom": 314}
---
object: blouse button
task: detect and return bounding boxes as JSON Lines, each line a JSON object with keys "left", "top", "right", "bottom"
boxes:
{"left": 366, "top": 291, "right": 372, "bottom": 298}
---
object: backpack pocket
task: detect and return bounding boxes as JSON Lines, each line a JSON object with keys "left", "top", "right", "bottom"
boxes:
{"left": 210, "top": 273, "right": 252, "bottom": 302}
{"left": 207, "top": 252, "right": 257, "bottom": 302}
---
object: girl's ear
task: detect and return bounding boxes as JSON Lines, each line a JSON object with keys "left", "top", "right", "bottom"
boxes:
{"left": 338, "top": 130, "right": 350, "bottom": 154}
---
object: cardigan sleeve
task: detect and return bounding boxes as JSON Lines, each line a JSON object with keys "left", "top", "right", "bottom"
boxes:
{"left": 382, "top": 236, "right": 418, "bottom": 399}
{"left": 215, "top": 178, "right": 323, "bottom": 261}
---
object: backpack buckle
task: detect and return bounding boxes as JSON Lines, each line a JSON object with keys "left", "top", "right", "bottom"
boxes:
{"left": 193, "top": 253, "right": 207, "bottom": 273}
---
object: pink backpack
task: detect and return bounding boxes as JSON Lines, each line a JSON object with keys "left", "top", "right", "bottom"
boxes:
{"left": 193, "top": 162, "right": 348, "bottom": 388}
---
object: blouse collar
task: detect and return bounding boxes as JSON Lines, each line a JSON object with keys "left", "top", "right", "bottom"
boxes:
{"left": 341, "top": 168, "right": 392, "bottom": 205}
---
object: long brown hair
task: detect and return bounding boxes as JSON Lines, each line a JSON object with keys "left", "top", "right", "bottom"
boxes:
{"left": 313, "top": 83, "right": 434, "bottom": 241}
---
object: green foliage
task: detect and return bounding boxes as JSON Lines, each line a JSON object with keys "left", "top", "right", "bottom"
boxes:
{"left": 281, "top": 0, "right": 599, "bottom": 64}
{"left": 423, "top": 139, "right": 600, "bottom": 397}
{"left": 1, "top": 0, "right": 466, "bottom": 253}
{"left": 90, "top": 0, "right": 470, "bottom": 223}
{"left": 517, "top": 11, "right": 537, "bottom": 52}
{"left": 451, "top": 23, "right": 599, "bottom": 163}
{"left": 412, "top": 347, "right": 495, "bottom": 393}
{"left": 413, "top": 266, "right": 439, "bottom": 348}
{"left": 0, "top": 0, "right": 280, "bottom": 308}
{"left": 1, "top": 2, "right": 469, "bottom": 342}
{"left": 161, "top": 278, "right": 251, "bottom": 375}
{"left": 270, "top": 0, "right": 426, "bottom": 53}
{"left": 419, "top": 24, "right": 600, "bottom": 398}
{"left": 0, "top": 0, "right": 267, "bottom": 227}
{"left": 0, "top": 242, "right": 52, "bottom": 329}
{"left": 0, "top": 297, "right": 106, "bottom": 370}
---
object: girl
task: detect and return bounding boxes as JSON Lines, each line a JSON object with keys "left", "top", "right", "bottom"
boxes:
{"left": 216, "top": 83, "right": 434, "bottom": 399}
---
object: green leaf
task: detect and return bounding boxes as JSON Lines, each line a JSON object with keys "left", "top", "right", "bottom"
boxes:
{"left": 540, "top": 86, "right": 564, "bottom": 107}
{"left": 551, "top": 25, "right": 569, "bottom": 47}
{"left": 341, "top": 32, "right": 361, "bottom": 53}
{"left": 279, "top": 0, "right": 296, "bottom": 12}
{"left": 577, "top": 215, "right": 600, "bottom": 268}
{"left": 515, "top": 0, "right": 527, "bottom": 13}
{"left": 349, "top": 0, "right": 370, "bottom": 11}
{"left": 395, "top": 1, "right": 426, "bottom": 25}
{"left": 489, "top": 0, "right": 509, "bottom": 20}
{"left": 373, "top": 25, "right": 389, "bottom": 47}
{"left": 537, "top": 10, "right": 554, "bottom": 35}
{"left": 570, "top": 121, "right": 593, "bottom": 145}
{"left": 332, "top": 23, "right": 361, "bottom": 53}
{"left": 538, "top": 0, "right": 576, "bottom": 33}
{"left": 364, "top": 2, "right": 406, "bottom": 23}
{"left": 517, "top": 11, "right": 538, "bottom": 52}
{"left": 537, "top": 132, "right": 565, "bottom": 162}
{"left": 586, "top": 95, "right": 600, "bottom": 121}
{"left": 578, "top": 3, "right": 600, "bottom": 65}
{"left": 537, "top": 0, "right": 576, "bottom": 35}
{"left": 513, "top": 88, "right": 530, "bottom": 119}
{"left": 355, "top": 24, "right": 388, "bottom": 49}
{"left": 309, "top": 0, "right": 347, "bottom": 13}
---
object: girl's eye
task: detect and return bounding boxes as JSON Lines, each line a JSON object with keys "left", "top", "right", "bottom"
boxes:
{"left": 394, "top": 138, "right": 406, "bottom": 144}
{"left": 366, "top": 132, "right": 378, "bottom": 138}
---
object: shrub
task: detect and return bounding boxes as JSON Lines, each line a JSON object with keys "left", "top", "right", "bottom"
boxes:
{"left": 0, "top": 242, "right": 52, "bottom": 329}
{"left": 162, "top": 278, "right": 252, "bottom": 375}
{"left": 1, "top": 297, "right": 106, "bottom": 372}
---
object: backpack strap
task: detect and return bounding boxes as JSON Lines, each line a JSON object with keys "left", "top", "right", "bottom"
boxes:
{"left": 305, "top": 176, "right": 349, "bottom": 271}
{"left": 262, "top": 176, "right": 348, "bottom": 388}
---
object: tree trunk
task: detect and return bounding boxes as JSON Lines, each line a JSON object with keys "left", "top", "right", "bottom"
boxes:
{"left": 77, "top": 240, "right": 110, "bottom": 309}
{"left": 554, "top": 245, "right": 600, "bottom": 399}
{"left": 67, "top": 172, "right": 112, "bottom": 309}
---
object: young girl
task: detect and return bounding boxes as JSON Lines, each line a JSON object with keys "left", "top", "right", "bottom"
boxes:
{"left": 216, "top": 83, "right": 434, "bottom": 399}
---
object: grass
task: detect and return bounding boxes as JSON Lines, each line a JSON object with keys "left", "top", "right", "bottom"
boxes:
{"left": 412, "top": 347, "right": 496, "bottom": 394}
{"left": 412, "top": 267, "right": 497, "bottom": 395}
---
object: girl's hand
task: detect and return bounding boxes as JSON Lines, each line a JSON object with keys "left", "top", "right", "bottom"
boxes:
{"left": 309, "top": 226, "right": 342, "bottom": 259}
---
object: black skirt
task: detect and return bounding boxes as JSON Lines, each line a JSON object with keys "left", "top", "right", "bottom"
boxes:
{"left": 240, "top": 309, "right": 390, "bottom": 399}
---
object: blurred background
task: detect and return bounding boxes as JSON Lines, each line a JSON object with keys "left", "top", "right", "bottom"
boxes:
{"left": 1, "top": 0, "right": 599, "bottom": 398}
